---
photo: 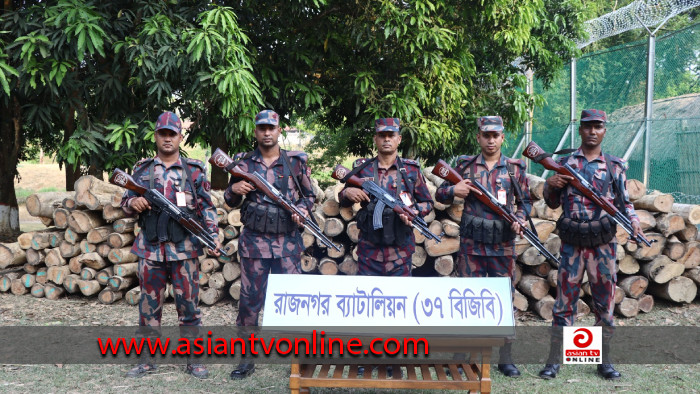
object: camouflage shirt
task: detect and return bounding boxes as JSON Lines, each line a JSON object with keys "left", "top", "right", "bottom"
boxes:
{"left": 435, "top": 153, "right": 531, "bottom": 257}
{"left": 339, "top": 157, "right": 434, "bottom": 262}
{"left": 543, "top": 149, "right": 639, "bottom": 223}
{"left": 121, "top": 156, "right": 219, "bottom": 261}
{"left": 224, "top": 148, "right": 315, "bottom": 258}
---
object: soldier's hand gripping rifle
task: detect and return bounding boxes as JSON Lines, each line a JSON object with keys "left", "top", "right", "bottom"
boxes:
{"left": 432, "top": 159, "right": 560, "bottom": 266}
{"left": 331, "top": 165, "right": 442, "bottom": 243}
{"left": 522, "top": 141, "right": 653, "bottom": 247}
{"left": 109, "top": 169, "right": 226, "bottom": 255}
{"left": 208, "top": 149, "right": 342, "bottom": 252}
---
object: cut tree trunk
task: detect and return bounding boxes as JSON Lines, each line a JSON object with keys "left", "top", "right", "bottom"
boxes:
{"left": 518, "top": 246, "right": 546, "bottom": 266}
{"left": 63, "top": 228, "right": 83, "bottom": 245}
{"left": 53, "top": 208, "right": 71, "bottom": 229}
{"left": 338, "top": 255, "right": 358, "bottom": 276}
{"left": 108, "top": 247, "right": 137, "bottom": 264}
{"left": 531, "top": 295, "right": 555, "bottom": 321}
{"left": 112, "top": 218, "right": 137, "bottom": 234}
{"left": 663, "top": 236, "right": 687, "bottom": 261}
{"left": 0, "top": 242, "right": 26, "bottom": 268}
{"left": 633, "top": 192, "right": 673, "bottom": 213}
{"left": 200, "top": 287, "right": 224, "bottom": 305}
{"left": 319, "top": 258, "right": 338, "bottom": 275}
{"left": 30, "top": 283, "right": 44, "bottom": 298}
{"left": 347, "top": 221, "right": 359, "bottom": 243}
{"left": 45, "top": 248, "right": 66, "bottom": 267}
{"left": 126, "top": 287, "right": 141, "bottom": 305}
{"left": 200, "top": 258, "right": 221, "bottom": 274}
{"left": 532, "top": 219, "right": 557, "bottom": 242}
{"left": 635, "top": 210, "right": 656, "bottom": 230}
{"left": 425, "top": 237, "right": 459, "bottom": 257}
{"left": 656, "top": 213, "right": 685, "bottom": 237}
{"left": 98, "top": 288, "right": 123, "bottom": 304}
{"left": 79, "top": 252, "right": 108, "bottom": 270}
{"left": 618, "top": 275, "right": 649, "bottom": 298}
{"left": 68, "top": 210, "right": 105, "bottom": 234}
{"left": 517, "top": 275, "right": 550, "bottom": 300}
{"left": 626, "top": 179, "right": 646, "bottom": 201}
{"left": 102, "top": 204, "right": 126, "bottom": 222}
{"left": 228, "top": 281, "right": 241, "bottom": 301}
{"left": 25, "top": 192, "right": 73, "bottom": 218}
{"left": 59, "top": 240, "right": 81, "bottom": 258}
{"left": 527, "top": 174, "right": 546, "bottom": 200}
{"left": 113, "top": 262, "right": 138, "bottom": 278}
{"left": 323, "top": 217, "right": 344, "bottom": 237}
{"left": 615, "top": 297, "right": 639, "bottom": 317}
{"left": 222, "top": 262, "right": 241, "bottom": 282}
{"left": 648, "top": 276, "right": 697, "bottom": 303}
{"left": 327, "top": 243, "right": 346, "bottom": 259}
{"left": 618, "top": 255, "right": 640, "bottom": 275}
{"left": 671, "top": 203, "right": 700, "bottom": 225}
{"left": 95, "top": 267, "right": 115, "bottom": 285}
{"left": 640, "top": 255, "right": 685, "bottom": 284}
{"left": 81, "top": 267, "right": 97, "bottom": 281}
{"left": 513, "top": 290, "right": 528, "bottom": 312}
{"left": 638, "top": 294, "right": 654, "bottom": 313}
{"left": 77, "top": 279, "right": 102, "bottom": 296}
{"left": 17, "top": 232, "right": 35, "bottom": 250}
{"left": 108, "top": 275, "right": 136, "bottom": 292}
{"left": 107, "top": 232, "right": 134, "bottom": 248}
{"left": 31, "top": 231, "right": 63, "bottom": 250}
{"left": 47, "top": 265, "right": 70, "bottom": 285}
{"left": 632, "top": 233, "right": 666, "bottom": 261}
{"left": 300, "top": 254, "right": 318, "bottom": 273}
{"left": 434, "top": 255, "right": 454, "bottom": 276}
{"left": 208, "top": 272, "right": 226, "bottom": 290}
{"left": 74, "top": 175, "right": 124, "bottom": 210}
{"left": 321, "top": 199, "right": 340, "bottom": 217}
{"left": 86, "top": 226, "right": 113, "bottom": 244}
{"left": 677, "top": 223, "right": 699, "bottom": 243}
{"left": 223, "top": 225, "right": 239, "bottom": 240}
{"left": 96, "top": 243, "right": 111, "bottom": 258}
{"left": 25, "top": 248, "right": 45, "bottom": 266}
{"left": 441, "top": 219, "right": 460, "bottom": 237}
{"left": 413, "top": 246, "right": 427, "bottom": 268}
{"left": 44, "top": 283, "right": 65, "bottom": 300}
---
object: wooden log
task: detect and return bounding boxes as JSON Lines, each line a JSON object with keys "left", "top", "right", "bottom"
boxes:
{"left": 513, "top": 290, "right": 528, "bottom": 312}
{"left": 47, "top": 265, "right": 70, "bottom": 285}
{"left": 113, "top": 262, "right": 138, "bottom": 278}
{"left": 25, "top": 248, "right": 45, "bottom": 266}
{"left": 216, "top": 207, "right": 228, "bottom": 226}
{"left": 23, "top": 263, "right": 38, "bottom": 274}
{"left": 107, "top": 232, "right": 135, "bottom": 248}
{"left": 434, "top": 255, "right": 454, "bottom": 276}
{"left": 339, "top": 206, "right": 356, "bottom": 221}
{"left": 63, "top": 228, "right": 83, "bottom": 245}
{"left": 81, "top": 267, "right": 97, "bottom": 281}
{"left": 0, "top": 242, "right": 27, "bottom": 268}
{"left": 615, "top": 297, "right": 639, "bottom": 318}
{"left": 78, "top": 279, "right": 103, "bottom": 296}
{"left": 222, "top": 262, "right": 241, "bottom": 281}
{"left": 198, "top": 272, "right": 210, "bottom": 287}
{"left": 321, "top": 199, "right": 340, "bottom": 217}
{"left": 68, "top": 210, "right": 105, "bottom": 234}
{"left": 74, "top": 175, "right": 124, "bottom": 210}
{"left": 208, "top": 272, "right": 226, "bottom": 290}
{"left": 57, "top": 240, "right": 80, "bottom": 259}
{"left": 326, "top": 243, "right": 346, "bottom": 259}
{"left": 640, "top": 255, "right": 684, "bottom": 284}
{"left": 44, "top": 283, "right": 65, "bottom": 300}
{"left": 517, "top": 274, "right": 550, "bottom": 300}
{"left": 62, "top": 197, "right": 77, "bottom": 210}
{"left": 87, "top": 226, "right": 112, "bottom": 244}
{"left": 300, "top": 254, "right": 318, "bottom": 273}
{"left": 113, "top": 218, "right": 137, "bottom": 234}
{"left": 544, "top": 234, "right": 562, "bottom": 260}
{"left": 31, "top": 231, "right": 63, "bottom": 250}
{"left": 677, "top": 223, "right": 699, "bottom": 242}
{"left": 513, "top": 264, "right": 522, "bottom": 286}
{"left": 423, "top": 209, "right": 436, "bottom": 224}
{"left": 446, "top": 203, "right": 464, "bottom": 223}
{"left": 533, "top": 199, "right": 563, "bottom": 221}
{"left": 526, "top": 262, "right": 552, "bottom": 278}
{"left": 616, "top": 244, "right": 625, "bottom": 262}
{"left": 648, "top": 276, "right": 697, "bottom": 303}
{"left": 425, "top": 237, "right": 459, "bottom": 257}
{"left": 102, "top": 204, "right": 126, "bottom": 222}
{"left": 671, "top": 203, "right": 700, "bottom": 225}
{"left": 529, "top": 219, "right": 556, "bottom": 243}
{"left": 200, "top": 287, "right": 224, "bottom": 305}
{"left": 53, "top": 208, "right": 71, "bottom": 229}
{"left": 96, "top": 267, "right": 115, "bottom": 286}
{"left": 615, "top": 225, "right": 630, "bottom": 246}
{"left": 66, "top": 256, "right": 82, "bottom": 274}
{"left": 427, "top": 183, "right": 448, "bottom": 211}
{"left": 126, "top": 287, "right": 141, "bottom": 305}
{"left": 684, "top": 267, "right": 700, "bottom": 286}
{"left": 20, "top": 273, "right": 35, "bottom": 288}
{"left": 632, "top": 233, "right": 666, "bottom": 261}
{"left": 45, "top": 248, "right": 66, "bottom": 267}
{"left": 626, "top": 179, "right": 646, "bottom": 201}
{"left": 35, "top": 267, "right": 47, "bottom": 284}
{"left": 656, "top": 213, "right": 685, "bottom": 237}
{"left": 302, "top": 230, "right": 316, "bottom": 249}
{"left": 338, "top": 255, "right": 358, "bottom": 275}
{"left": 531, "top": 295, "right": 555, "bottom": 321}
{"left": 576, "top": 298, "right": 591, "bottom": 318}
{"left": 319, "top": 258, "right": 338, "bottom": 275}
{"left": 108, "top": 247, "right": 138, "bottom": 264}
{"left": 518, "top": 246, "right": 546, "bottom": 266}
{"left": 413, "top": 227, "right": 426, "bottom": 245}
{"left": 98, "top": 288, "right": 123, "bottom": 304}
{"left": 30, "top": 283, "right": 45, "bottom": 298}
{"left": 79, "top": 252, "right": 108, "bottom": 270}
{"left": 663, "top": 236, "right": 687, "bottom": 261}
{"left": 227, "top": 209, "right": 242, "bottom": 227}
{"left": 17, "top": 232, "right": 35, "bottom": 250}
{"left": 637, "top": 294, "right": 654, "bottom": 313}
{"left": 223, "top": 225, "right": 239, "bottom": 240}
{"left": 413, "top": 245, "right": 427, "bottom": 268}
{"left": 108, "top": 275, "right": 136, "bottom": 292}
{"left": 222, "top": 239, "right": 238, "bottom": 257}
{"left": 347, "top": 221, "right": 360, "bottom": 243}
{"left": 229, "top": 280, "right": 241, "bottom": 301}
{"left": 635, "top": 210, "right": 656, "bottom": 230}
{"left": 527, "top": 174, "right": 546, "bottom": 200}
{"left": 547, "top": 269, "right": 558, "bottom": 288}
{"left": 200, "top": 258, "right": 221, "bottom": 274}
{"left": 624, "top": 239, "right": 638, "bottom": 254}
{"left": 633, "top": 192, "right": 673, "bottom": 213}
{"left": 26, "top": 192, "right": 73, "bottom": 218}
{"left": 0, "top": 273, "right": 20, "bottom": 292}
{"left": 441, "top": 219, "right": 460, "bottom": 237}
{"left": 618, "top": 255, "right": 640, "bottom": 275}
{"left": 351, "top": 245, "right": 358, "bottom": 261}
{"left": 618, "top": 275, "right": 649, "bottom": 299}
{"left": 323, "top": 217, "right": 344, "bottom": 237}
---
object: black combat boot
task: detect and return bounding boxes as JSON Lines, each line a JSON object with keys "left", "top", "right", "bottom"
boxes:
{"left": 230, "top": 362, "right": 256, "bottom": 380}
{"left": 539, "top": 328, "right": 562, "bottom": 380}
{"left": 598, "top": 340, "right": 621, "bottom": 380}
{"left": 497, "top": 342, "right": 521, "bottom": 377}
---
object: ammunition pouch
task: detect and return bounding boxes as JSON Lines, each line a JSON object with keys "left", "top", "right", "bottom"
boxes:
{"left": 459, "top": 212, "right": 515, "bottom": 244}
{"left": 241, "top": 200, "right": 296, "bottom": 234}
{"left": 356, "top": 200, "right": 411, "bottom": 246}
{"left": 556, "top": 214, "right": 617, "bottom": 247}
{"left": 138, "top": 207, "right": 196, "bottom": 244}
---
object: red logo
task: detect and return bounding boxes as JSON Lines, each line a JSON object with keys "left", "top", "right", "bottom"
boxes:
{"left": 573, "top": 328, "right": 593, "bottom": 348}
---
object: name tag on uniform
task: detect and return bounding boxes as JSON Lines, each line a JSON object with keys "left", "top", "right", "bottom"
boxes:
{"left": 176, "top": 191, "right": 186, "bottom": 207}
{"left": 497, "top": 189, "right": 507, "bottom": 205}
{"left": 400, "top": 191, "right": 414, "bottom": 207}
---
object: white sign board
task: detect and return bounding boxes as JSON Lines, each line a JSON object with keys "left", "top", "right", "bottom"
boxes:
{"left": 262, "top": 274, "right": 514, "bottom": 332}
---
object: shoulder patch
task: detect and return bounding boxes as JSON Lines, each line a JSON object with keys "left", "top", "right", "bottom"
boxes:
{"left": 133, "top": 157, "right": 154, "bottom": 171}
{"left": 353, "top": 158, "right": 368, "bottom": 169}
{"left": 456, "top": 155, "right": 475, "bottom": 167}
{"left": 184, "top": 158, "right": 205, "bottom": 170}
{"left": 608, "top": 154, "right": 627, "bottom": 170}
{"left": 286, "top": 150, "right": 308, "bottom": 164}
{"left": 402, "top": 158, "right": 420, "bottom": 167}
{"left": 506, "top": 158, "right": 526, "bottom": 168}
{"left": 202, "top": 180, "right": 211, "bottom": 192}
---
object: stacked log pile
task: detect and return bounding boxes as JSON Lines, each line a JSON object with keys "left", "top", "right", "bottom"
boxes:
{"left": 1, "top": 172, "right": 698, "bottom": 322}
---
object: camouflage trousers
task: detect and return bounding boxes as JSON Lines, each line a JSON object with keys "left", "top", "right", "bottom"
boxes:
{"left": 552, "top": 242, "right": 617, "bottom": 327}
{"left": 138, "top": 257, "right": 201, "bottom": 327}
{"left": 457, "top": 254, "right": 515, "bottom": 294}
{"left": 237, "top": 256, "right": 301, "bottom": 326}
{"left": 357, "top": 255, "right": 412, "bottom": 276}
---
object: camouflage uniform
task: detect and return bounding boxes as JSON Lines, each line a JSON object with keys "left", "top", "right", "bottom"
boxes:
{"left": 224, "top": 147, "right": 314, "bottom": 326}
{"left": 435, "top": 153, "right": 531, "bottom": 289}
{"left": 121, "top": 154, "right": 219, "bottom": 329}
{"left": 544, "top": 149, "right": 639, "bottom": 327}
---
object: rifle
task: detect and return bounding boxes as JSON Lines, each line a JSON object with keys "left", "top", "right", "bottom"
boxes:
{"left": 331, "top": 165, "right": 441, "bottom": 243}
{"left": 432, "top": 160, "right": 560, "bottom": 266}
{"left": 522, "top": 141, "right": 653, "bottom": 247}
{"left": 208, "top": 148, "right": 341, "bottom": 252}
{"left": 109, "top": 169, "right": 226, "bottom": 255}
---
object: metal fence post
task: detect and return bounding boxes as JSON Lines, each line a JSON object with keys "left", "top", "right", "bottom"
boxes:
{"left": 570, "top": 58, "right": 577, "bottom": 149}
{"left": 643, "top": 34, "right": 655, "bottom": 188}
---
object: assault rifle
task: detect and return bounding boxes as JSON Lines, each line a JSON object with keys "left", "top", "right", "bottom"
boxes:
{"left": 109, "top": 169, "right": 226, "bottom": 255}
{"left": 431, "top": 159, "right": 560, "bottom": 266}
{"left": 331, "top": 165, "right": 442, "bottom": 243}
{"left": 522, "top": 141, "right": 653, "bottom": 247}
{"left": 208, "top": 148, "right": 341, "bottom": 252}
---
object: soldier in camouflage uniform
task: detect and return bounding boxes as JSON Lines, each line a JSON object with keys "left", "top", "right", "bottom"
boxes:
{"left": 224, "top": 109, "right": 315, "bottom": 380}
{"left": 339, "top": 118, "right": 433, "bottom": 277}
{"left": 435, "top": 115, "right": 531, "bottom": 378}
{"left": 121, "top": 111, "right": 221, "bottom": 379}
{"left": 538, "top": 109, "right": 642, "bottom": 380}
